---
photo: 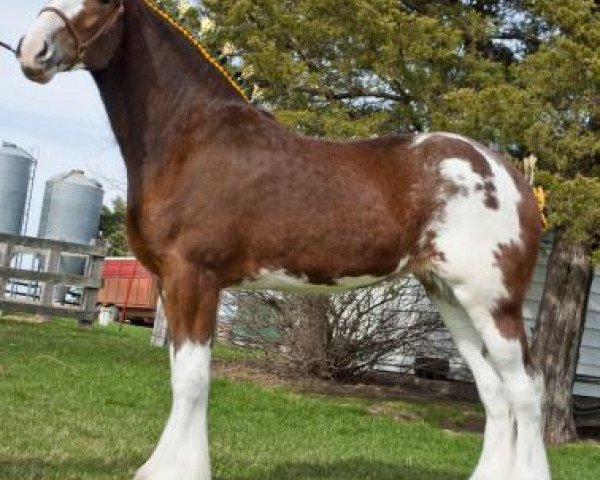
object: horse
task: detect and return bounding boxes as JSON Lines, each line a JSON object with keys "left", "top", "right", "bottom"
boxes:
{"left": 16, "top": 1, "right": 551, "bottom": 479}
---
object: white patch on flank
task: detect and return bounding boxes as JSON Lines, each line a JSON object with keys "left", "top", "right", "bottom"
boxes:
{"left": 429, "top": 135, "right": 522, "bottom": 312}
{"left": 136, "top": 342, "right": 212, "bottom": 480}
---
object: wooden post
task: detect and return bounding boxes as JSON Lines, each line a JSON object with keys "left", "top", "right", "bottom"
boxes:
{"left": 0, "top": 241, "right": 13, "bottom": 303}
{"left": 79, "top": 255, "right": 104, "bottom": 327}
{"left": 40, "top": 248, "right": 60, "bottom": 305}
{"left": 152, "top": 294, "right": 169, "bottom": 347}
{"left": 37, "top": 248, "right": 60, "bottom": 323}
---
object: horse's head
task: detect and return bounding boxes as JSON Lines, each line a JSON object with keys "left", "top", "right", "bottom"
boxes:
{"left": 17, "top": 0, "right": 125, "bottom": 83}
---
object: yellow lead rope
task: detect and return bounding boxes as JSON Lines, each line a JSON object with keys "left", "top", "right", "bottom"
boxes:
{"left": 141, "top": 0, "right": 250, "bottom": 102}
{"left": 533, "top": 186, "right": 548, "bottom": 230}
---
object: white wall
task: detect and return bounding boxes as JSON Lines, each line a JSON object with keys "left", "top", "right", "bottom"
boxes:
{"left": 522, "top": 237, "right": 600, "bottom": 398}
{"left": 377, "top": 236, "right": 600, "bottom": 398}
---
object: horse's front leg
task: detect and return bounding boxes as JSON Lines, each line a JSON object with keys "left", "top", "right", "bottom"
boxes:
{"left": 135, "top": 267, "right": 220, "bottom": 480}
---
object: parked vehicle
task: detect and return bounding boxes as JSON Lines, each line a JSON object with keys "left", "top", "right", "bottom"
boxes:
{"left": 97, "top": 257, "right": 159, "bottom": 326}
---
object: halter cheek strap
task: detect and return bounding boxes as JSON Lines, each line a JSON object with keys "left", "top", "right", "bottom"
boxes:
{"left": 39, "top": 0, "right": 125, "bottom": 64}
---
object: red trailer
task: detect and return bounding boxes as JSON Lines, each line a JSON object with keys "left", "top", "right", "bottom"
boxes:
{"left": 97, "top": 257, "right": 159, "bottom": 325}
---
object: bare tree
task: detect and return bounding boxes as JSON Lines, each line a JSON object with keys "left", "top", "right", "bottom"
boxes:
{"left": 226, "top": 278, "right": 450, "bottom": 382}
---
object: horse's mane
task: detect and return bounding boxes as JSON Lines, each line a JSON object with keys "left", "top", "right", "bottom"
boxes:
{"left": 141, "top": 0, "right": 249, "bottom": 102}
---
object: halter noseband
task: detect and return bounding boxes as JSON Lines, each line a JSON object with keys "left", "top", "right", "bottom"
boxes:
{"left": 38, "top": 0, "right": 125, "bottom": 64}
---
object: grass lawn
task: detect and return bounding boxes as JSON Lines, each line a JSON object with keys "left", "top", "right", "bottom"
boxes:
{"left": 0, "top": 317, "right": 598, "bottom": 480}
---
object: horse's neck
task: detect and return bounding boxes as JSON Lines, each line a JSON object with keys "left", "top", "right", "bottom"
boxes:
{"left": 92, "top": 3, "right": 246, "bottom": 189}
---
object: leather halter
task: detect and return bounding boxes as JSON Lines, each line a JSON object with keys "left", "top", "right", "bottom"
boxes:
{"left": 38, "top": 0, "right": 125, "bottom": 64}
{"left": 0, "top": 40, "right": 15, "bottom": 54}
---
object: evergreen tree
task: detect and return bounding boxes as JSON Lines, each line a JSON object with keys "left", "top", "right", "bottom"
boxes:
{"left": 99, "top": 197, "right": 129, "bottom": 257}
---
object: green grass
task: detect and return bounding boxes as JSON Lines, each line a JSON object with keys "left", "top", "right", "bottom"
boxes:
{"left": 0, "top": 317, "right": 598, "bottom": 480}
{"left": 212, "top": 340, "right": 267, "bottom": 362}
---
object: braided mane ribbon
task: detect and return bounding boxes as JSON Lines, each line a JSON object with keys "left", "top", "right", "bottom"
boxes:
{"left": 142, "top": 0, "right": 250, "bottom": 102}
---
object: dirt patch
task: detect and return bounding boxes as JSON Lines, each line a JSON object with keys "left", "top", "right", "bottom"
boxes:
{"left": 213, "top": 359, "right": 477, "bottom": 402}
{"left": 212, "top": 358, "right": 485, "bottom": 434}
{"left": 1, "top": 314, "right": 50, "bottom": 324}
{"left": 367, "top": 404, "right": 422, "bottom": 423}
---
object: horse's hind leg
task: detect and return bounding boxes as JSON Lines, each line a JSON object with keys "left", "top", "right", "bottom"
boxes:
{"left": 445, "top": 282, "right": 550, "bottom": 480}
{"left": 428, "top": 294, "right": 514, "bottom": 480}
{"left": 467, "top": 301, "right": 549, "bottom": 480}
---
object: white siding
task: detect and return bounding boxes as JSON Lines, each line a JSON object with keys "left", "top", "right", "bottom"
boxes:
{"left": 523, "top": 237, "right": 600, "bottom": 399}
{"left": 578, "top": 274, "right": 600, "bottom": 397}
{"left": 376, "top": 237, "right": 600, "bottom": 398}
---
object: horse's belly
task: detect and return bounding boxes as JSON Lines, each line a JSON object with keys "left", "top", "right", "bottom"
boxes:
{"left": 230, "top": 269, "right": 392, "bottom": 293}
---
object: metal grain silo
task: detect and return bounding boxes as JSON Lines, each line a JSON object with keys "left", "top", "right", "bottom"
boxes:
{"left": 38, "top": 169, "right": 104, "bottom": 244}
{"left": 38, "top": 170, "right": 104, "bottom": 288}
{"left": 0, "top": 142, "right": 35, "bottom": 235}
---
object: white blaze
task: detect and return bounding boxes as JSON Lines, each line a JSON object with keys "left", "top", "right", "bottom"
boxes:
{"left": 19, "top": 0, "right": 86, "bottom": 74}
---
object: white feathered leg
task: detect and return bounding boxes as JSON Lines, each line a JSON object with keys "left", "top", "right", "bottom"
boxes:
{"left": 431, "top": 298, "right": 515, "bottom": 480}
{"left": 135, "top": 342, "right": 212, "bottom": 480}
